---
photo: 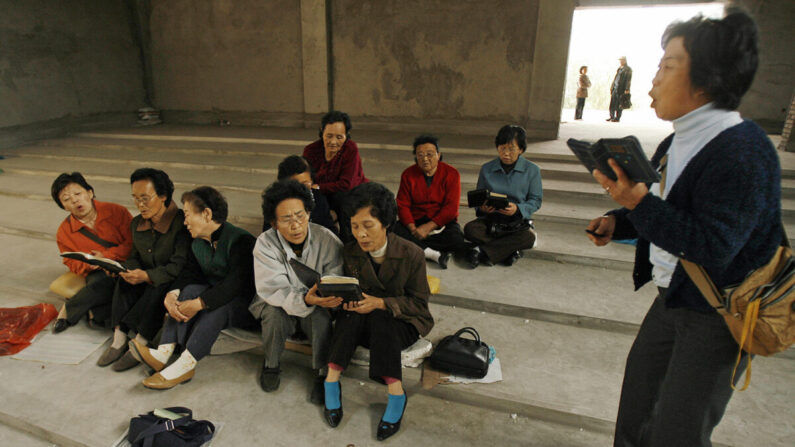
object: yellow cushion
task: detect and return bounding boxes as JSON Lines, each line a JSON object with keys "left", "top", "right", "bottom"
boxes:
{"left": 427, "top": 275, "right": 441, "bottom": 295}
{"left": 49, "top": 272, "right": 86, "bottom": 299}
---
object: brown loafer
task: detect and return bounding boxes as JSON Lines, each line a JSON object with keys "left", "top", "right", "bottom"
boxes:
{"left": 97, "top": 344, "right": 128, "bottom": 367}
{"left": 128, "top": 339, "right": 165, "bottom": 372}
{"left": 111, "top": 350, "right": 140, "bottom": 372}
{"left": 142, "top": 369, "right": 195, "bottom": 390}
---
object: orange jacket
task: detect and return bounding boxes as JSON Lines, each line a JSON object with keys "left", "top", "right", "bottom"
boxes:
{"left": 56, "top": 200, "right": 134, "bottom": 276}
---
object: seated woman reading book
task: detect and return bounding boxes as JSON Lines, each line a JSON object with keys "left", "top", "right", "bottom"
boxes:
{"left": 128, "top": 186, "right": 258, "bottom": 389}
{"left": 320, "top": 182, "right": 433, "bottom": 441}
{"left": 51, "top": 172, "right": 133, "bottom": 333}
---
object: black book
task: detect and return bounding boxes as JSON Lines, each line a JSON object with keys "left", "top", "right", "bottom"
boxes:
{"left": 467, "top": 189, "right": 510, "bottom": 209}
{"left": 60, "top": 252, "right": 128, "bottom": 273}
{"left": 317, "top": 276, "right": 363, "bottom": 303}
{"left": 566, "top": 136, "right": 661, "bottom": 184}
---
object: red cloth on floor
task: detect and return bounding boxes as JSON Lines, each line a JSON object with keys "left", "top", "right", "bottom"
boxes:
{"left": 0, "top": 303, "right": 58, "bottom": 355}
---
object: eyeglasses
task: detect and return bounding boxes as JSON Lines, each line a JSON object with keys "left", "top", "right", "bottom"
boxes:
{"left": 415, "top": 152, "right": 438, "bottom": 159}
{"left": 131, "top": 195, "right": 156, "bottom": 205}
{"left": 497, "top": 145, "right": 521, "bottom": 153}
{"left": 277, "top": 211, "right": 308, "bottom": 225}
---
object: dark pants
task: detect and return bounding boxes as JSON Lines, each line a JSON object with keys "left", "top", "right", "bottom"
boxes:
{"left": 392, "top": 219, "right": 468, "bottom": 256}
{"left": 328, "top": 309, "right": 418, "bottom": 382}
{"left": 160, "top": 284, "right": 257, "bottom": 361}
{"left": 464, "top": 217, "right": 536, "bottom": 263}
{"left": 65, "top": 270, "right": 115, "bottom": 326}
{"left": 609, "top": 92, "right": 623, "bottom": 121}
{"left": 324, "top": 190, "right": 353, "bottom": 243}
{"left": 258, "top": 304, "right": 332, "bottom": 370}
{"left": 111, "top": 279, "right": 171, "bottom": 341}
{"left": 575, "top": 97, "right": 586, "bottom": 119}
{"left": 613, "top": 292, "right": 748, "bottom": 447}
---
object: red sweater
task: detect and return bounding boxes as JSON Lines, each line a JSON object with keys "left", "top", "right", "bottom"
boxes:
{"left": 302, "top": 139, "right": 368, "bottom": 194}
{"left": 396, "top": 162, "right": 461, "bottom": 227}
{"left": 56, "top": 200, "right": 134, "bottom": 276}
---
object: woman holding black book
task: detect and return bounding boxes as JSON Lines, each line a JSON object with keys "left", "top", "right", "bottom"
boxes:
{"left": 464, "top": 124, "right": 542, "bottom": 267}
{"left": 321, "top": 182, "right": 433, "bottom": 441}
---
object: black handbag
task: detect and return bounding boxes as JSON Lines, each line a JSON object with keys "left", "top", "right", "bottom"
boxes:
{"left": 429, "top": 327, "right": 490, "bottom": 378}
{"left": 487, "top": 218, "right": 532, "bottom": 239}
{"left": 620, "top": 93, "right": 632, "bottom": 109}
{"left": 128, "top": 407, "right": 215, "bottom": 447}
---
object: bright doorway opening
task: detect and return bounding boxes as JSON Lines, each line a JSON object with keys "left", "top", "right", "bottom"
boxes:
{"left": 561, "top": 3, "right": 724, "bottom": 125}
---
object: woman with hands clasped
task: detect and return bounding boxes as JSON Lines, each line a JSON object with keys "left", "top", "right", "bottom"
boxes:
{"left": 321, "top": 182, "right": 433, "bottom": 442}
{"left": 129, "top": 186, "right": 258, "bottom": 389}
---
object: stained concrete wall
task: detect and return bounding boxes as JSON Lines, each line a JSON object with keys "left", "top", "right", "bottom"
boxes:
{"left": 0, "top": 0, "right": 144, "bottom": 129}
{"left": 149, "top": 0, "right": 305, "bottom": 121}
{"left": 330, "top": 0, "right": 545, "bottom": 135}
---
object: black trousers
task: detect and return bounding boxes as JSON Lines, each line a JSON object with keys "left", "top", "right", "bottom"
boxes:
{"left": 160, "top": 284, "right": 257, "bottom": 361}
{"left": 324, "top": 190, "right": 353, "bottom": 243}
{"left": 328, "top": 309, "right": 418, "bottom": 382}
{"left": 111, "top": 279, "right": 171, "bottom": 341}
{"left": 464, "top": 218, "right": 536, "bottom": 263}
{"left": 575, "top": 97, "right": 586, "bottom": 119}
{"left": 609, "top": 92, "right": 623, "bottom": 121}
{"left": 64, "top": 270, "right": 115, "bottom": 326}
{"left": 392, "top": 219, "right": 468, "bottom": 256}
{"left": 613, "top": 292, "right": 749, "bottom": 447}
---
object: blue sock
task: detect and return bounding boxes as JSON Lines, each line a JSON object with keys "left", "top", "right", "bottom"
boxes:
{"left": 324, "top": 381, "right": 340, "bottom": 410}
{"left": 382, "top": 393, "right": 406, "bottom": 423}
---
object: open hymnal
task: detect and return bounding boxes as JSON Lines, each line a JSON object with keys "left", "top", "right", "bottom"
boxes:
{"left": 60, "top": 252, "right": 127, "bottom": 273}
{"left": 466, "top": 189, "right": 509, "bottom": 209}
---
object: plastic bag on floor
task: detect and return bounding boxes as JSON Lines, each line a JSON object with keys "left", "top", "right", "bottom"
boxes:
{"left": 0, "top": 303, "right": 58, "bottom": 355}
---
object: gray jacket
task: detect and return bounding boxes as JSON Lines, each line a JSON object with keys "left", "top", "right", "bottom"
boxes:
{"left": 250, "top": 223, "right": 343, "bottom": 318}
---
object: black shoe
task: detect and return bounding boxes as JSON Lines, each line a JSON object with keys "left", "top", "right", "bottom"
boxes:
{"left": 53, "top": 318, "right": 73, "bottom": 334}
{"left": 437, "top": 252, "right": 451, "bottom": 269}
{"left": 502, "top": 250, "right": 522, "bottom": 266}
{"left": 606, "top": 117, "right": 613, "bottom": 121}
{"left": 377, "top": 394, "right": 408, "bottom": 441}
{"left": 478, "top": 250, "right": 494, "bottom": 267}
{"left": 323, "top": 382, "right": 343, "bottom": 428}
{"left": 310, "top": 375, "right": 325, "bottom": 405}
{"left": 259, "top": 361, "right": 281, "bottom": 392}
{"left": 464, "top": 247, "right": 480, "bottom": 269}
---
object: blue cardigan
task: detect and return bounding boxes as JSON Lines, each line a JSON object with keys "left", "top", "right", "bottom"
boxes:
{"left": 610, "top": 120, "right": 782, "bottom": 312}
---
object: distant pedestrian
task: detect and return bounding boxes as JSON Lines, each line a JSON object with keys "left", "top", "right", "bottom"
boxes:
{"left": 608, "top": 56, "right": 632, "bottom": 122}
{"left": 575, "top": 66, "right": 591, "bottom": 120}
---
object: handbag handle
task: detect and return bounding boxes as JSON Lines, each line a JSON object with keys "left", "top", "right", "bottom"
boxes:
{"left": 132, "top": 407, "right": 194, "bottom": 446}
{"left": 453, "top": 327, "right": 481, "bottom": 342}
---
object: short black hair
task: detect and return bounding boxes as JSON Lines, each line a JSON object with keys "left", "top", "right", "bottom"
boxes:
{"left": 277, "top": 155, "right": 313, "bottom": 181}
{"left": 495, "top": 125, "right": 527, "bottom": 153}
{"left": 579, "top": 65, "right": 588, "bottom": 74}
{"left": 319, "top": 110, "right": 352, "bottom": 140}
{"left": 412, "top": 135, "right": 439, "bottom": 155}
{"left": 343, "top": 182, "right": 397, "bottom": 230}
{"left": 181, "top": 186, "right": 228, "bottom": 223}
{"left": 51, "top": 172, "right": 94, "bottom": 209}
{"left": 130, "top": 168, "right": 175, "bottom": 207}
{"left": 661, "top": 9, "right": 758, "bottom": 110}
{"left": 261, "top": 180, "right": 315, "bottom": 225}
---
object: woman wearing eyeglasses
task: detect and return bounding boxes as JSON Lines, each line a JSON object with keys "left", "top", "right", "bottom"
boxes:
{"left": 463, "top": 125, "right": 542, "bottom": 267}
{"left": 97, "top": 168, "right": 191, "bottom": 371}
{"left": 128, "top": 186, "right": 258, "bottom": 389}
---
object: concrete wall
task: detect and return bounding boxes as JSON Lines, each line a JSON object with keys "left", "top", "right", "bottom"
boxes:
{"left": 0, "top": 0, "right": 144, "bottom": 129}
{"left": 149, "top": 0, "right": 305, "bottom": 120}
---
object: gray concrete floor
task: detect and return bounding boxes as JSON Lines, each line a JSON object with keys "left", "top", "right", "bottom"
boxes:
{"left": 0, "top": 121, "right": 793, "bottom": 446}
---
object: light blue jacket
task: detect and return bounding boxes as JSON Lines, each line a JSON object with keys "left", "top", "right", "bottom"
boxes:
{"left": 476, "top": 157, "right": 543, "bottom": 219}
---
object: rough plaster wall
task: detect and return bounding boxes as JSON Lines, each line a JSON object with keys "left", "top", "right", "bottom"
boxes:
{"left": 0, "top": 0, "right": 144, "bottom": 129}
{"left": 149, "top": 0, "right": 304, "bottom": 113}
{"left": 332, "top": 0, "right": 539, "bottom": 122}
{"left": 733, "top": 0, "right": 795, "bottom": 128}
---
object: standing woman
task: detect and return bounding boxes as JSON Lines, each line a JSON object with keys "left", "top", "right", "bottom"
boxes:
{"left": 98, "top": 168, "right": 191, "bottom": 371}
{"left": 129, "top": 186, "right": 258, "bottom": 389}
{"left": 302, "top": 110, "right": 368, "bottom": 242}
{"left": 575, "top": 65, "right": 591, "bottom": 120}
{"left": 319, "top": 182, "right": 433, "bottom": 441}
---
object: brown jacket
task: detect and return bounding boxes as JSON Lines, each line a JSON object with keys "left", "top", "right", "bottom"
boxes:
{"left": 576, "top": 74, "right": 591, "bottom": 98}
{"left": 343, "top": 232, "right": 433, "bottom": 336}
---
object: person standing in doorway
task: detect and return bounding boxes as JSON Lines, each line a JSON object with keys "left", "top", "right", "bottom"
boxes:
{"left": 608, "top": 56, "right": 632, "bottom": 122}
{"left": 575, "top": 66, "right": 591, "bottom": 120}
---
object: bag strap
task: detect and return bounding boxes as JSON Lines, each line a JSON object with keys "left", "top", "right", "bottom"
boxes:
{"left": 132, "top": 408, "right": 194, "bottom": 446}
{"left": 453, "top": 327, "right": 480, "bottom": 342}
{"left": 70, "top": 217, "right": 118, "bottom": 249}
{"left": 678, "top": 260, "right": 728, "bottom": 313}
